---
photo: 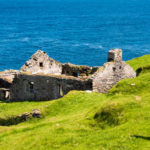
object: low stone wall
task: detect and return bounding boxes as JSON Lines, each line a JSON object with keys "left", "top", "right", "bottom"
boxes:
{"left": 10, "top": 74, "right": 92, "bottom": 101}
{"left": 0, "top": 78, "right": 12, "bottom": 88}
{"left": 0, "top": 109, "right": 41, "bottom": 126}
{"left": 62, "top": 63, "right": 98, "bottom": 77}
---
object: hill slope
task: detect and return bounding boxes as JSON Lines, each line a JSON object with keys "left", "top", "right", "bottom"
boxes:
{"left": 0, "top": 55, "right": 150, "bottom": 150}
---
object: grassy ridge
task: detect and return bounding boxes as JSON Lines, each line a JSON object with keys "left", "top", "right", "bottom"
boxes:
{"left": 0, "top": 54, "right": 150, "bottom": 150}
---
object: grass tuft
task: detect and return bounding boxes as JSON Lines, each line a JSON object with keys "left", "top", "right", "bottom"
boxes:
{"left": 94, "top": 102, "right": 125, "bottom": 128}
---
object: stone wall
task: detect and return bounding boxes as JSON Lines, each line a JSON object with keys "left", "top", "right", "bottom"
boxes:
{"left": 10, "top": 74, "right": 92, "bottom": 101}
{"left": 62, "top": 63, "right": 98, "bottom": 77}
{"left": 20, "top": 50, "right": 62, "bottom": 75}
{"left": 92, "top": 61, "right": 136, "bottom": 93}
{"left": 0, "top": 49, "right": 137, "bottom": 101}
{"left": 0, "top": 70, "right": 19, "bottom": 83}
{"left": 0, "top": 70, "right": 18, "bottom": 89}
{"left": 0, "top": 78, "right": 12, "bottom": 88}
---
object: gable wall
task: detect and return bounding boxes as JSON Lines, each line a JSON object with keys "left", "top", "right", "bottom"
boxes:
{"left": 93, "top": 61, "right": 136, "bottom": 93}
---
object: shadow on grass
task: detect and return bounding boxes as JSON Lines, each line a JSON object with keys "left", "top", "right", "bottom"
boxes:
{"left": 136, "top": 66, "right": 150, "bottom": 76}
{"left": 0, "top": 99, "right": 56, "bottom": 103}
{"left": 133, "top": 135, "right": 150, "bottom": 140}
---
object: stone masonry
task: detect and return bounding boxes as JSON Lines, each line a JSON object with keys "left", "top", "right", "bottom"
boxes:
{"left": 10, "top": 74, "right": 92, "bottom": 101}
{"left": 20, "top": 50, "right": 62, "bottom": 75}
{"left": 92, "top": 49, "right": 136, "bottom": 93}
{"left": 0, "top": 49, "right": 136, "bottom": 101}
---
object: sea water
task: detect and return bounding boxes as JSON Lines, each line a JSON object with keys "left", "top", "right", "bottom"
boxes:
{"left": 0, "top": 0, "right": 150, "bottom": 70}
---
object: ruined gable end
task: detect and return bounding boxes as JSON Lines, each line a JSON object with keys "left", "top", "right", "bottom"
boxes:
{"left": 93, "top": 49, "right": 136, "bottom": 93}
{"left": 20, "top": 50, "right": 62, "bottom": 75}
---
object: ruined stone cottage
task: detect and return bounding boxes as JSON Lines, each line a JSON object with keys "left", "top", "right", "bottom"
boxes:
{"left": 0, "top": 49, "right": 136, "bottom": 101}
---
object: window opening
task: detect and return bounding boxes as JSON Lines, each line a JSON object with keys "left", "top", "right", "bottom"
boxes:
{"left": 39, "top": 62, "right": 43, "bottom": 67}
{"left": 59, "top": 84, "right": 64, "bottom": 97}
{"left": 113, "top": 67, "right": 116, "bottom": 72}
{"left": 29, "top": 82, "right": 34, "bottom": 92}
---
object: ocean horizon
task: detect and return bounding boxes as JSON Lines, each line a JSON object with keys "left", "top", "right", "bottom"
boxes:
{"left": 0, "top": 0, "right": 150, "bottom": 71}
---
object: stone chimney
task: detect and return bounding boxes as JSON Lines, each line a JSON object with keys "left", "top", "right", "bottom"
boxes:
{"left": 108, "top": 49, "right": 122, "bottom": 62}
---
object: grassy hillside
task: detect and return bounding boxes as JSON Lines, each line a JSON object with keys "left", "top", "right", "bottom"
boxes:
{"left": 0, "top": 54, "right": 150, "bottom": 150}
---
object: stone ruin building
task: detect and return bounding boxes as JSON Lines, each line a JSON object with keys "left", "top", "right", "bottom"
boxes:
{"left": 0, "top": 49, "right": 136, "bottom": 101}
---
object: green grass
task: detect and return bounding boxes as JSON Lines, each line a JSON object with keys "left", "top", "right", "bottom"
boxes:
{"left": 0, "top": 54, "right": 150, "bottom": 150}
{"left": 127, "top": 54, "right": 150, "bottom": 71}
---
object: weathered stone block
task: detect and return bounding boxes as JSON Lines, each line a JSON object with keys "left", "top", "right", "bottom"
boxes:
{"left": 108, "top": 49, "right": 122, "bottom": 62}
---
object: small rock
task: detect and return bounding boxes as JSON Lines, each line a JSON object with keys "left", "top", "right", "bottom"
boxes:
{"left": 21, "top": 112, "right": 31, "bottom": 120}
{"left": 85, "top": 90, "right": 92, "bottom": 93}
{"left": 31, "top": 109, "right": 41, "bottom": 118}
{"left": 56, "top": 123, "right": 60, "bottom": 127}
{"left": 131, "top": 83, "right": 135, "bottom": 86}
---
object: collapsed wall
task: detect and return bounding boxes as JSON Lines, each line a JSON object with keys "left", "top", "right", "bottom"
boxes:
{"left": 10, "top": 74, "right": 92, "bottom": 101}
{"left": 0, "top": 70, "right": 19, "bottom": 100}
{"left": 62, "top": 63, "right": 98, "bottom": 77}
{"left": 0, "top": 70, "right": 19, "bottom": 85}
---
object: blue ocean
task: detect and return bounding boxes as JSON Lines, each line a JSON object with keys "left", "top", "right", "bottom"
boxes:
{"left": 0, "top": 0, "right": 150, "bottom": 70}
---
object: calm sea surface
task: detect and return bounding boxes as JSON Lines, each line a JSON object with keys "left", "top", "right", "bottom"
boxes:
{"left": 0, "top": 0, "right": 150, "bottom": 70}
